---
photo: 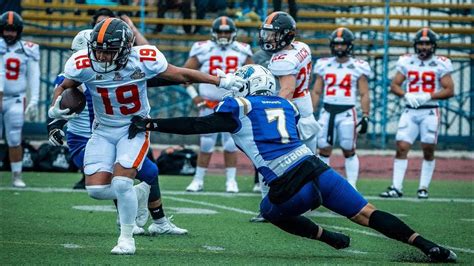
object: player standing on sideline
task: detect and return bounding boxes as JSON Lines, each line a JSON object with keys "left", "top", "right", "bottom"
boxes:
{"left": 48, "top": 18, "right": 243, "bottom": 255}
{"left": 0, "top": 11, "right": 40, "bottom": 188}
{"left": 183, "top": 16, "right": 253, "bottom": 193}
{"left": 259, "top": 11, "right": 320, "bottom": 154}
{"left": 311, "top": 27, "right": 371, "bottom": 189}
{"left": 47, "top": 30, "right": 188, "bottom": 236}
{"left": 128, "top": 64, "right": 457, "bottom": 263}
{"left": 380, "top": 28, "right": 454, "bottom": 199}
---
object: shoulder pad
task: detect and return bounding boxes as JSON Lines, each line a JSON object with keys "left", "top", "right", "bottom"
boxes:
{"left": 22, "top": 41, "right": 40, "bottom": 61}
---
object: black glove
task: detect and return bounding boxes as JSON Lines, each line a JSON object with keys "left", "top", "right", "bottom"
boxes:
{"left": 357, "top": 115, "right": 369, "bottom": 134}
{"left": 47, "top": 119, "right": 67, "bottom": 146}
{"left": 129, "top": 116, "right": 154, "bottom": 139}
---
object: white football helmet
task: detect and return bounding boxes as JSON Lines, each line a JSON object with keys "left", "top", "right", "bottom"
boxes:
{"left": 71, "top": 29, "right": 92, "bottom": 52}
{"left": 232, "top": 64, "right": 276, "bottom": 97}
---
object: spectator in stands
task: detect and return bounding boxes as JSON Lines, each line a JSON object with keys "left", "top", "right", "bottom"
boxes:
{"left": 273, "top": 0, "right": 297, "bottom": 21}
{"left": 239, "top": 0, "right": 263, "bottom": 20}
{"left": 193, "top": 0, "right": 227, "bottom": 34}
{"left": 154, "top": 0, "right": 192, "bottom": 34}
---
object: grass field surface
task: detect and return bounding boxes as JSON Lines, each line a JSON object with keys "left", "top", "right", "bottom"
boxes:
{"left": 1, "top": 172, "right": 473, "bottom": 264}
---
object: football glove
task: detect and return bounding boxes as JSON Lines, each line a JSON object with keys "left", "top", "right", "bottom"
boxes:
{"left": 357, "top": 115, "right": 369, "bottom": 134}
{"left": 416, "top": 93, "right": 432, "bottom": 106}
{"left": 216, "top": 68, "right": 245, "bottom": 91}
{"left": 48, "top": 96, "right": 78, "bottom": 120}
{"left": 404, "top": 93, "right": 420, "bottom": 108}
{"left": 129, "top": 116, "right": 157, "bottom": 139}
{"left": 25, "top": 102, "right": 38, "bottom": 119}
{"left": 47, "top": 119, "right": 66, "bottom": 146}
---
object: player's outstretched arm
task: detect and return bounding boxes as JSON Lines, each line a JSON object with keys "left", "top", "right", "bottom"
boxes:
{"left": 128, "top": 113, "right": 238, "bottom": 139}
{"left": 158, "top": 64, "right": 244, "bottom": 91}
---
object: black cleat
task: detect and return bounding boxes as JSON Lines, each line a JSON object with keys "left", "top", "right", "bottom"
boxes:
{"left": 379, "top": 186, "right": 403, "bottom": 198}
{"left": 427, "top": 246, "right": 457, "bottom": 262}
{"left": 417, "top": 189, "right": 429, "bottom": 199}
{"left": 73, "top": 179, "right": 86, "bottom": 190}
{"left": 249, "top": 213, "right": 268, "bottom": 223}
{"left": 326, "top": 231, "right": 350, "bottom": 250}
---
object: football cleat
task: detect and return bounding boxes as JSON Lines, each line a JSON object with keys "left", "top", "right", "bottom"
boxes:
{"left": 148, "top": 216, "right": 188, "bottom": 235}
{"left": 226, "top": 180, "right": 239, "bottom": 193}
{"left": 252, "top": 182, "right": 261, "bottom": 193}
{"left": 111, "top": 237, "right": 136, "bottom": 255}
{"left": 249, "top": 213, "right": 268, "bottom": 223}
{"left": 427, "top": 246, "right": 457, "bottom": 262}
{"left": 186, "top": 179, "right": 203, "bottom": 192}
{"left": 417, "top": 189, "right": 429, "bottom": 199}
{"left": 12, "top": 176, "right": 26, "bottom": 188}
{"left": 134, "top": 182, "right": 150, "bottom": 227}
{"left": 379, "top": 186, "right": 403, "bottom": 198}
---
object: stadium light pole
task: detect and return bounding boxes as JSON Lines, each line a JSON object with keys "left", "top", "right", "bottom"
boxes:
{"left": 381, "top": 0, "right": 391, "bottom": 149}
{"left": 139, "top": 0, "right": 146, "bottom": 33}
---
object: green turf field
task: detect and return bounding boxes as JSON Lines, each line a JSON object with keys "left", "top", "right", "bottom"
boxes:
{"left": 1, "top": 172, "right": 472, "bottom": 264}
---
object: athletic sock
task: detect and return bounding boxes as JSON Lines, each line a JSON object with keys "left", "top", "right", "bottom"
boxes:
{"left": 11, "top": 161, "right": 22, "bottom": 177}
{"left": 225, "top": 167, "right": 237, "bottom": 182}
{"left": 112, "top": 177, "right": 137, "bottom": 229}
{"left": 419, "top": 159, "right": 435, "bottom": 189}
{"left": 392, "top": 159, "right": 408, "bottom": 190}
{"left": 345, "top": 154, "right": 359, "bottom": 188}
{"left": 149, "top": 204, "right": 165, "bottom": 221}
{"left": 193, "top": 167, "right": 207, "bottom": 182}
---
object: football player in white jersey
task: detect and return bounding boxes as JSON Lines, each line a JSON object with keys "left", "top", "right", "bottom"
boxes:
{"left": 311, "top": 27, "right": 371, "bottom": 189}
{"left": 183, "top": 16, "right": 253, "bottom": 193}
{"left": 48, "top": 18, "right": 243, "bottom": 255}
{"left": 259, "top": 11, "right": 320, "bottom": 153}
{"left": 380, "top": 28, "right": 454, "bottom": 199}
{"left": 0, "top": 11, "right": 40, "bottom": 188}
{"left": 128, "top": 64, "right": 457, "bottom": 263}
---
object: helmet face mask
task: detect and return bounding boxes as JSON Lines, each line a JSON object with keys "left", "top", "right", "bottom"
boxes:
{"left": 329, "top": 27, "right": 354, "bottom": 58}
{"left": 0, "top": 11, "right": 23, "bottom": 45}
{"left": 88, "top": 18, "right": 134, "bottom": 73}
{"left": 231, "top": 64, "right": 276, "bottom": 98}
{"left": 259, "top": 12, "right": 296, "bottom": 53}
{"left": 414, "top": 28, "right": 437, "bottom": 60}
{"left": 211, "top": 16, "right": 236, "bottom": 47}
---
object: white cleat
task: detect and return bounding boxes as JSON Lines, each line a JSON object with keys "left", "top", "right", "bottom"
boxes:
{"left": 148, "top": 216, "right": 188, "bottom": 235}
{"left": 111, "top": 237, "right": 136, "bottom": 255}
{"left": 12, "top": 177, "right": 26, "bottom": 188}
{"left": 226, "top": 180, "right": 239, "bottom": 193}
{"left": 133, "top": 224, "right": 145, "bottom": 235}
{"left": 134, "top": 182, "right": 150, "bottom": 227}
{"left": 185, "top": 179, "right": 203, "bottom": 192}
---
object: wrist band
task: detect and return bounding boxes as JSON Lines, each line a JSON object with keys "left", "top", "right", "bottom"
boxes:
{"left": 186, "top": 85, "right": 198, "bottom": 99}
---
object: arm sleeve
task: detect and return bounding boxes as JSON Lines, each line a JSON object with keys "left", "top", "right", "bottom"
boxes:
{"left": 146, "top": 76, "right": 183, "bottom": 87}
{"left": 27, "top": 59, "right": 41, "bottom": 104}
{"left": 150, "top": 112, "right": 238, "bottom": 135}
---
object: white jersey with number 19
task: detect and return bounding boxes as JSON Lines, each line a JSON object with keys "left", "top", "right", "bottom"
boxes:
{"left": 64, "top": 45, "right": 168, "bottom": 127}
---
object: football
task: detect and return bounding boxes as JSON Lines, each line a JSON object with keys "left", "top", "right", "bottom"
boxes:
{"left": 60, "top": 88, "right": 86, "bottom": 115}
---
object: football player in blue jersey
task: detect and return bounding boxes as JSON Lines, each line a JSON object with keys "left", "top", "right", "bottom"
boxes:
{"left": 47, "top": 29, "right": 188, "bottom": 236}
{"left": 128, "top": 64, "right": 456, "bottom": 262}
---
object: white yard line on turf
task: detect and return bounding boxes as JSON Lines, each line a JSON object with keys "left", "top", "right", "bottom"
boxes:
{"left": 1, "top": 187, "right": 473, "bottom": 203}
{"left": 1, "top": 186, "right": 473, "bottom": 254}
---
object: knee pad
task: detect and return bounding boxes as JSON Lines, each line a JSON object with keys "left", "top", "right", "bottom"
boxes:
{"left": 112, "top": 176, "right": 134, "bottom": 194}
{"left": 200, "top": 133, "right": 217, "bottom": 153}
{"left": 222, "top": 133, "right": 237, "bottom": 152}
{"left": 86, "top": 184, "right": 116, "bottom": 200}
{"left": 137, "top": 158, "right": 158, "bottom": 185}
{"left": 6, "top": 128, "right": 22, "bottom": 147}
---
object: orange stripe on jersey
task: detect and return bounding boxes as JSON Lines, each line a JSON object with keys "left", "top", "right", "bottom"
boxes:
{"left": 97, "top": 18, "right": 113, "bottom": 44}
{"left": 265, "top": 12, "right": 278, "bottom": 25}
{"left": 337, "top": 27, "right": 344, "bottom": 38}
{"left": 221, "top": 16, "right": 227, "bottom": 26}
{"left": 7, "top": 11, "right": 13, "bottom": 25}
{"left": 132, "top": 131, "right": 150, "bottom": 169}
{"left": 422, "top": 28, "right": 429, "bottom": 38}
